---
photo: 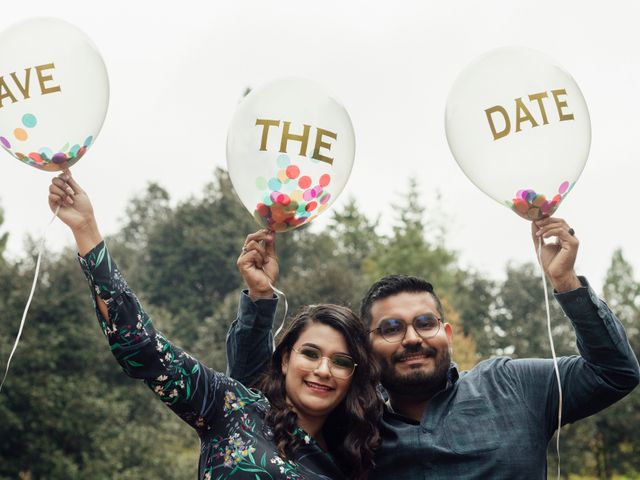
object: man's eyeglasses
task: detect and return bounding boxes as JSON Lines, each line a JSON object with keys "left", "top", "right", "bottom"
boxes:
{"left": 291, "top": 345, "right": 357, "bottom": 379}
{"left": 369, "top": 314, "right": 442, "bottom": 343}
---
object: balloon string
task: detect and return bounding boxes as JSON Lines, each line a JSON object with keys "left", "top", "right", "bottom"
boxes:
{"left": 0, "top": 204, "right": 60, "bottom": 393}
{"left": 537, "top": 236, "right": 563, "bottom": 480}
{"left": 269, "top": 280, "right": 288, "bottom": 347}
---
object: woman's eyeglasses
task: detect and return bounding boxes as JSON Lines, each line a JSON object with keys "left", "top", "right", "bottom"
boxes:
{"left": 291, "top": 345, "right": 357, "bottom": 379}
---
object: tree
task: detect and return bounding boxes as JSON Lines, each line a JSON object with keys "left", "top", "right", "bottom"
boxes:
{"left": 0, "top": 203, "right": 8, "bottom": 262}
{"left": 328, "top": 197, "right": 381, "bottom": 271}
{"left": 449, "top": 269, "right": 497, "bottom": 360}
{"left": 365, "top": 179, "right": 457, "bottom": 291}
{"left": 0, "top": 249, "right": 196, "bottom": 479}
{"left": 134, "top": 169, "right": 256, "bottom": 347}
{"left": 490, "top": 262, "right": 576, "bottom": 358}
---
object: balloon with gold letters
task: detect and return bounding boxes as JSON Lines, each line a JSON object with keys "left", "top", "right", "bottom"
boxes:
{"left": 445, "top": 47, "right": 590, "bottom": 220}
{"left": 0, "top": 17, "right": 109, "bottom": 394}
{"left": 227, "top": 78, "right": 355, "bottom": 232}
{"left": 0, "top": 17, "right": 109, "bottom": 172}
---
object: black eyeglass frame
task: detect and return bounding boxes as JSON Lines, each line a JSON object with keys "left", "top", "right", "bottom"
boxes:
{"left": 368, "top": 314, "right": 443, "bottom": 343}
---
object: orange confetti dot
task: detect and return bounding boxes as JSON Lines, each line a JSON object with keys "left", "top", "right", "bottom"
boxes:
{"left": 533, "top": 195, "right": 546, "bottom": 207}
{"left": 14, "top": 128, "right": 28, "bottom": 141}
{"left": 513, "top": 199, "right": 528, "bottom": 214}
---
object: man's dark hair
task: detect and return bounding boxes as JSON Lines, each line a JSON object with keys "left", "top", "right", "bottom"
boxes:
{"left": 360, "top": 274, "right": 445, "bottom": 326}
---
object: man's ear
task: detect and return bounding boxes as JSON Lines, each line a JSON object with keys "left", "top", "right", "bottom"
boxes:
{"left": 444, "top": 322, "right": 454, "bottom": 353}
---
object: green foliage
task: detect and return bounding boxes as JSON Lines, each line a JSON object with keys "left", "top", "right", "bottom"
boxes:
{"left": 364, "top": 179, "right": 457, "bottom": 293}
{"left": 490, "top": 262, "right": 576, "bottom": 358}
{"left": 0, "top": 203, "right": 8, "bottom": 262}
{"left": 0, "top": 249, "right": 195, "bottom": 480}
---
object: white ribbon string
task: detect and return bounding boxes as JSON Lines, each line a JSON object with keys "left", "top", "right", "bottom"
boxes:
{"left": 537, "top": 236, "right": 563, "bottom": 480}
{"left": 269, "top": 280, "right": 288, "bottom": 345}
{"left": 0, "top": 204, "right": 60, "bottom": 393}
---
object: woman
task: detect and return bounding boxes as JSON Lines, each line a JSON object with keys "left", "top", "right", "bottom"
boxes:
{"left": 48, "top": 172, "right": 381, "bottom": 479}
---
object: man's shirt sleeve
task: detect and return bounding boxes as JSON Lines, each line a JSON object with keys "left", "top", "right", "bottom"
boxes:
{"left": 503, "top": 276, "right": 639, "bottom": 437}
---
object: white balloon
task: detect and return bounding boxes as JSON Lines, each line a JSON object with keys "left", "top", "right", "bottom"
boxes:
{"left": 445, "top": 47, "right": 590, "bottom": 220}
{"left": 227, "top": 78, "right": 355, "bottom": 232}
{"left": 0, "top": 17, "right": 109, "bottom": 172}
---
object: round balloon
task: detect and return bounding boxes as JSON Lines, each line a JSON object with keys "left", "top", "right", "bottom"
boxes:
{"left": 445, "top": 47, "right": 590, "bottom": 220}
{"left": 227, "top": 78, "right": 355, "bottom": 232}
{"left": 0, "top": 17, "right": 109, "bottom": 172}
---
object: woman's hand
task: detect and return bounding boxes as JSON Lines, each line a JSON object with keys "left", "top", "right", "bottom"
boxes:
{"left": 237, "top": 229, "right": 279, "bottom": 300}
{"left": 49, "top": 171, "right": 102, "bottom": 255}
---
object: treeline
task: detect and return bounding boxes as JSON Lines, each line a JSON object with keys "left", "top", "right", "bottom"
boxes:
{"left": 0, "top": 170, "right": 637, "bottom": 479}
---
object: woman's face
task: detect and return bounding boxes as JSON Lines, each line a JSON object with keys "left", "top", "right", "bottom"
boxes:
{"left": 281, "top": 323, "right": 354, "bottom": 422}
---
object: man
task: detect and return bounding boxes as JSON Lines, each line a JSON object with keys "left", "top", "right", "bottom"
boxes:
{"left": 227, "top": 218, "right": 639, "bottom": 478}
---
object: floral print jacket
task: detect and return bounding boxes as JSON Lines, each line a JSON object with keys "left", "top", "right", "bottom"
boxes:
{"left": 79, "top": 241, "right": 345, "bottom": 480}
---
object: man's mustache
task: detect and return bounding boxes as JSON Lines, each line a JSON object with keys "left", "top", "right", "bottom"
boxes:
{"left": 392, "top": 345, "right": 438, "bottom": 364}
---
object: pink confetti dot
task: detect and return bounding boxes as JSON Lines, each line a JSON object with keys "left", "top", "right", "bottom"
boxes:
{"left": 277, "top": 194, "right": 291, "bottom": 206}
{"left": 558, "top": 181, "right": 569, "bottom": 194}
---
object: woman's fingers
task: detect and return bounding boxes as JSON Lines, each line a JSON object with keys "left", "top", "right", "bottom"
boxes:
{"left": 49, "top": 178, "right": 74, "bottom": 205}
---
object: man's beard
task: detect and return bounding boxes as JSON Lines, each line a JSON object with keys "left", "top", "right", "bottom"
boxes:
{"left": 379, "top": 344, "right": 451, "bottom": 397}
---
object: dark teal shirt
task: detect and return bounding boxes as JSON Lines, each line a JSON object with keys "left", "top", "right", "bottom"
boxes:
{"left": 226, "top": 280, "right": 639, "bottom": 479}
{"left": 79, "top": 242, "right": 345, "bottom": 480}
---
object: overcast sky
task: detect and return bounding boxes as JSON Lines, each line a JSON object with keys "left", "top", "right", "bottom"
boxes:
{"left": 2, "top": 0, "right": 639, "bottom": 295}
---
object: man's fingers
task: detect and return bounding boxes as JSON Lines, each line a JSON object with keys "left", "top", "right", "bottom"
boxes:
{"left": 535, "top": 216, "right": 565, "bottom": 227}
{"left": 540, "top": 225, "right": 576, "bottom": 240}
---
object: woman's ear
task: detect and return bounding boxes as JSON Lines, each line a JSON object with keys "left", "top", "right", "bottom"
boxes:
{"left": 281, "top": 351, "right": 290, "bottom": 375}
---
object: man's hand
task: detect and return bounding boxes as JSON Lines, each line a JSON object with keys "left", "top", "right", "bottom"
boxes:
{"left": 532, "top": 217, "right": 581, "bottom": 293}
{"left": 237, "top": 229, "right": 279, "bottom": 300}
{"left": 48, "top": 171, "right": 102, "bottom": 255}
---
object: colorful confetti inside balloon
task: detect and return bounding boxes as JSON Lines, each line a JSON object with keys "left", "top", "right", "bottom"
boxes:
{"left": 227, "top": 78, "right": 355, "bottom": 232}
{"left": 508, "top": 181, "right": 574, "bottom": 220}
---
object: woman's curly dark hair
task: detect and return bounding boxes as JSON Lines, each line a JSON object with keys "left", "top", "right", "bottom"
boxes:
{"left": 258, "top": 304, "right": 382, "bottom": 480}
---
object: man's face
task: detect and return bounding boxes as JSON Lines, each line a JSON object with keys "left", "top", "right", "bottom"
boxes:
{"left": 369, "top": 291, "right": 453, "bottom": 396}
